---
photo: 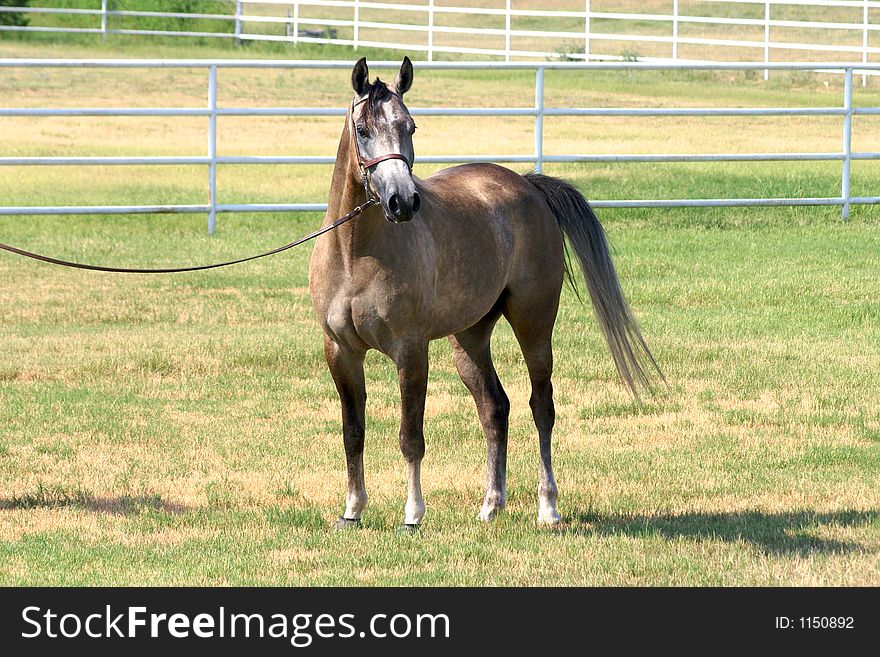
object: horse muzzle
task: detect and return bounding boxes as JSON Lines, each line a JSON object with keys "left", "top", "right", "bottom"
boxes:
{"left": 384, "top": 190, "right": 421, "bottom": 223}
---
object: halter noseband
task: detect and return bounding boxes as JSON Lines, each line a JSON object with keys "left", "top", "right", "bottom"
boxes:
{"left": 350, "top": 93, "right": 413, "bottom": 203}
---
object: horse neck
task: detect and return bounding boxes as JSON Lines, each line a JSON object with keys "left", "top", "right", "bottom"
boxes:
{"left": 325, "top": 119, "right": 383, "bottom": 247}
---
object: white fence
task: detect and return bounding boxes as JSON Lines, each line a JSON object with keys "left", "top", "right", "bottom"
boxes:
{"left": 1, "top": 1, "right": 879, "bottom": 76}
{"left": 0, "top": 59, "right": 877, "bottom": 233}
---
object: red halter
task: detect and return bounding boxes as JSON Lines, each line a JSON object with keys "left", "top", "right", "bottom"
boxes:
{"left": 358, "top": 152, "right": 411, "bottom": 170}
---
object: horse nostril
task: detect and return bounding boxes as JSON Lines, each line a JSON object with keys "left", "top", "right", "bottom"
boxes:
{"left": 411, "top": 192, "right": 421, "bottom": 214}
{"left": 389, "top": 194, "right": 401, "bottom": 216}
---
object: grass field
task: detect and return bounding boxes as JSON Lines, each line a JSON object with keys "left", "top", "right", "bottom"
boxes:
{"left": 0, "top": 39, "right": 879, "bottom": 586}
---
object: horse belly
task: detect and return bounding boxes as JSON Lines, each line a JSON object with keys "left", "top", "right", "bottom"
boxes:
{"left": 351, "top": 276, "right": 496, "bottom": 349}
{"left": 426, "top": 243, "right": 511, "bottom": 339}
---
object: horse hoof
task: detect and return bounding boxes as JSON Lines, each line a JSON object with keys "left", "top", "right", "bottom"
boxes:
{"left": 333, "top": 516, "right": 361, "bottom": 530}
{"left": 478, "top": 505, "right": 504, "bottom": 522}
{"left": 537, "top": 511, "right": 563, "bottom": 527}
{"left": 396, "top": 523, "right": 421, "bottom": 535}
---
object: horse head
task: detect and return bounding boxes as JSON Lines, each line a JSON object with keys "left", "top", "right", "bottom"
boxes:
{"left": 350, "top": 57, "right": 421, "bottom": 223}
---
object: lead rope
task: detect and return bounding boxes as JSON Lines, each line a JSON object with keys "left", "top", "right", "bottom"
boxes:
{"left": 0, "top": 198, "right": 377, "bottom": 274}
{"left": 0, "top": 95, "right": 404, "bottom": 274}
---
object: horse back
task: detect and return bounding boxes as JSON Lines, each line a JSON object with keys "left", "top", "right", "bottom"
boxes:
{"left": 418, "top": 162, "right": 564, "bottom": 280}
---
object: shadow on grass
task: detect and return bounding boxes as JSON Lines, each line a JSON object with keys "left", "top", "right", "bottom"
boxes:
{"left": 0, "top": 485, "right": 187, "bottom": 515}
{"left": 566, "top": 509, "right": 879, "bottom": 556}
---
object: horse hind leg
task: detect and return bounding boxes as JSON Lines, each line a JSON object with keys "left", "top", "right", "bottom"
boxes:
{"left": 449, "top": 310, "right": 510, "bottom": 522}
{"left": 505, "top": 294, "right": 563, "bottom": 526}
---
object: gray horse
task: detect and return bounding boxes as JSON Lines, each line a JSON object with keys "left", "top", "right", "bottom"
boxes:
{"left": 309, "top": 57, "right": 660, "bottom": 529}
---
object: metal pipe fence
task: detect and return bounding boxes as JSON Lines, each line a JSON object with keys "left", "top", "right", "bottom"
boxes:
{"left": 0, "top": 59, "right": 877, "bottom": 232}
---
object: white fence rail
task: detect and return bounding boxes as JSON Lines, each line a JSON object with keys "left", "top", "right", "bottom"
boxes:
{"left": 0, "top": 59, "right": 877, "bottom": 233}
{"left": 1, "top": 1, "right": 880, "bottom": 78}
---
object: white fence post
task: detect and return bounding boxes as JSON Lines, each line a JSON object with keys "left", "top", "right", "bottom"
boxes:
{"left": 534, "top": 66, "right": 544, "bottom": 173}
{"left": 208, "top": 65, "right": 218, "bottom": 235}
{"left": 354, "top": 0, "right": 360, "bottom": 50}
{"left": 101, "top": 0, "right": 107, "bottom": 44}
{"left": 234, "top": 0, "right": 242, "bottom": 43}
{"left": 672, "top": 0, "right": 679, "bottom": 60}
{"left": 863, "top": 0, "right": 869, "bottom": 87}
{"left": 764, "top": 0, "right": 770, "bottom": 81}
{"left": 293, "top": 1, "right": 300, "bottom": 44}
{"left": 842, "top": 67, "right": 853, "bottom": 221}
{"left": 428, "top": 0, "right": 434, "bottom": 62}
{"left": 505, "top": 0, "right": 512, "bottom": 63}
{"left": 584, "top": 0, "right": 590, "bottom": 61}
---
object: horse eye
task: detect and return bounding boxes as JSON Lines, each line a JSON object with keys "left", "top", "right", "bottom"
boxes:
{"left": 411, "top": 124, "right": 418, "bottom": 134}
{"left": 356, "top": 124, "right": 369, "bottom": 137}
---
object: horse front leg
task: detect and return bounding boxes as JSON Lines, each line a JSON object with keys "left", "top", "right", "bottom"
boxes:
{"left": 324, "top": 336, "right": 368, "bottom": 528}
{"left": 393, "top": 342, "right": 429, "bottom": 528}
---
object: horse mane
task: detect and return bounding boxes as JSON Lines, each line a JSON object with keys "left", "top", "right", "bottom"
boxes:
{"left": 362, "top": 79, "right": 393, "bottom": 128}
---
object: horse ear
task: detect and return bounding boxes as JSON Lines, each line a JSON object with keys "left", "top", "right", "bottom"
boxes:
{"left": 351, "top": 57, "right": 370, "bottom": 96}
{"left": 394, "top": 56, "right": 413, "bottom": 96}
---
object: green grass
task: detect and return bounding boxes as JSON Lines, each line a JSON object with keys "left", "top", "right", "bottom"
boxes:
{"left": 0, "top": 39, "right": 879, "bottom": 586}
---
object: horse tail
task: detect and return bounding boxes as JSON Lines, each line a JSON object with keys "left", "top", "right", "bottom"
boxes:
{"left": 524, "top": 171, "right": 664, "bottom": 397}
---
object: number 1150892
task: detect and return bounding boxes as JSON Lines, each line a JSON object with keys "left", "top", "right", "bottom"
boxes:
{"left": 775, "top": 617, "right": 854, "bottom": 630}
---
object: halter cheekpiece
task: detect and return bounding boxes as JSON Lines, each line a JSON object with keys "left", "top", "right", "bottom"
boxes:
{"left": 350, "top": 92, "right": 413, "bottom": 203}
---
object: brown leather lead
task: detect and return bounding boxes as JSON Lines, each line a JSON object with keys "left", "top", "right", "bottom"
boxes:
{"left": 0, "top": 92, "right": 404, "bottom": 275}
{"left": 0, "top": 198, "right": 377, "bottom": 274}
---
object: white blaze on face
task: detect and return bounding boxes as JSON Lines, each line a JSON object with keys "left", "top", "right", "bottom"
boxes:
{"left": 355, "top": 94, "right": 417, "bottom": 215}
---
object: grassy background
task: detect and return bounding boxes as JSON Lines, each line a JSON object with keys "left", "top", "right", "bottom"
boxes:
{"left": 0, "top": 39, "right": 879, "bottom": 585}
